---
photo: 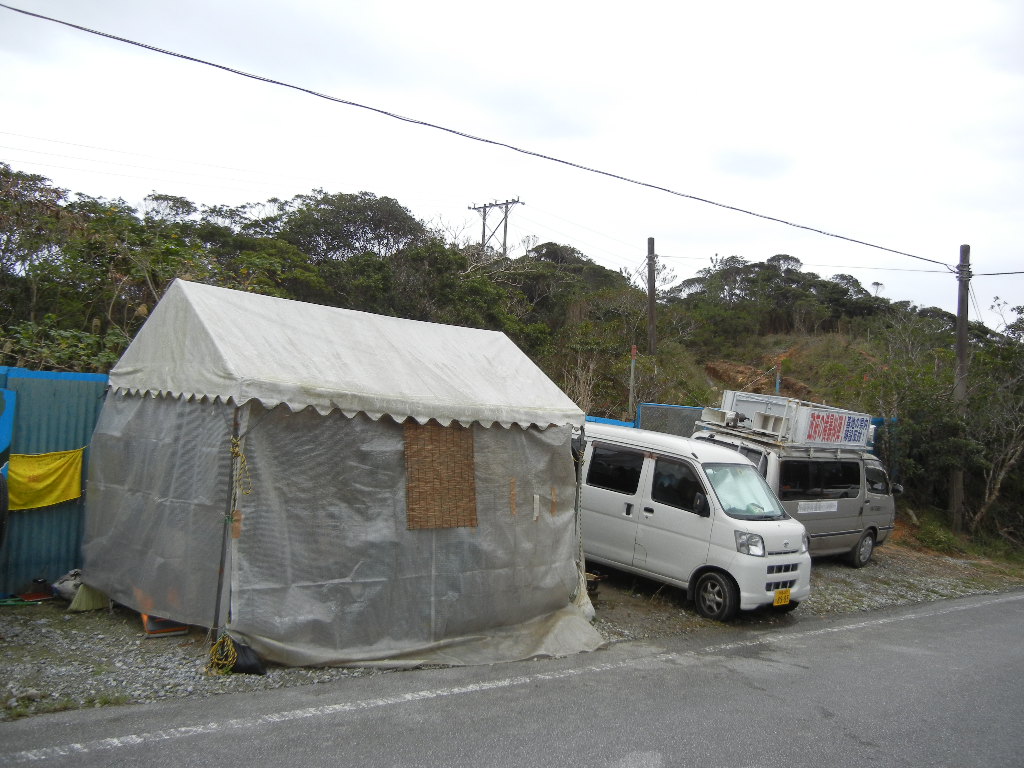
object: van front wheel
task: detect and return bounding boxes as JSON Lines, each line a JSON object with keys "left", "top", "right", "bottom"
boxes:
{"left": 849, "top": 530, "right": 875, "bottom": 568}
{"left": 694, "top": 572, "right": 739, "bottom": 622}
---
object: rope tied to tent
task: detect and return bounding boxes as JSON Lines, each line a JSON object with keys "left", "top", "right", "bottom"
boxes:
{"left": 230, "top": 436, "right": 252, "bottom": 496}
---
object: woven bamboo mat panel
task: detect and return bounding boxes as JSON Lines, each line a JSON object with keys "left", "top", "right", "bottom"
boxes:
{"left": 404, "top": 421, "right": 477, "bottom": 529}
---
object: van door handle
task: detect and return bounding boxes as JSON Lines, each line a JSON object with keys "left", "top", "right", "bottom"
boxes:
{"left": 624, "top": 503, "right": 633, "bottom": 516}
{"left": 643, "top": 507, "right": 654, "bottom": 514}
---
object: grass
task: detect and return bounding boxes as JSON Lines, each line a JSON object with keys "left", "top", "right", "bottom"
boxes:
{"left": 897, "top": 506, "right": 1020, "bottom": 555}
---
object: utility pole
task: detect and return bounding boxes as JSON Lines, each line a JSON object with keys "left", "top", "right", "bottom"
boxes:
{"left": 647, "top": 237, "right": 657, "bottom": 354}
{"left": 628, "top": 345, "right": 638, "bottom": 420}
{"left": 950, "top": 244, "right": 971, "bottom": 533}
{"left": 468, "top": 198, "right": 522, "bottom": 257}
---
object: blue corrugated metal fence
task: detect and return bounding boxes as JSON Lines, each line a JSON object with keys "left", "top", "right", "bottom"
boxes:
{"left": 0, "top": 367, "right": 108, "bottom": 594}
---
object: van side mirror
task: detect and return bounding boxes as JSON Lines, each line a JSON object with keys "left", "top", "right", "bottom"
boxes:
{"left": 693, "top": 492, "right": 710, "bottom": 518}
{"left": 892, "top": 483, "right": 904, "bottom": 496}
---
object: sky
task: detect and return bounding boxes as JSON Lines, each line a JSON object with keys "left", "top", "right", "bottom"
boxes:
{"left": 2, "top": 1, "right": 1022, "bottom": 331}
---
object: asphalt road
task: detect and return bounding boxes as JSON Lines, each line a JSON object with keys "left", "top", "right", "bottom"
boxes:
{"left": 3, "top": 591, "right": 1023, "bottom": 768}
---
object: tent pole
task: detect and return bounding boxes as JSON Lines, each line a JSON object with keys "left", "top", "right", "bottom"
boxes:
{"left": 572, "top": 423, "right": 590, "bottom": 613}
{"left": 212, "top": 405, "right": 241, "bottom": 641}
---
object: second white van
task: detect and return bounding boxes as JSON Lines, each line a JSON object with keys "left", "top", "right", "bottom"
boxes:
{"left": 577, "top": 423, "right": 811, "bottom": 621}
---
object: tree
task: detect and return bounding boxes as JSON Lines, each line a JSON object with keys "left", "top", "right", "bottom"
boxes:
{"left": 856, "top": 310, "right": 963, "bottom": 502}
{"left": 963, "top": 308, "right": 1024, "bottom": 537}
{"left": 766, "top": 253, "right": 802, "bottom": 272}
{"left": 0, "top": 163, "right": 78, "bottom": 324}
{"left": 279, "top": 190, "right": 426, "bottom": 263}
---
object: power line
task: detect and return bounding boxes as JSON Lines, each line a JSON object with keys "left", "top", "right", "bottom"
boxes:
{"left": 517, "top": 204, "right": 640, "bottom": 253}
{"left": 513, "top": 208, "right": 639, "bottom": 270}
{"left": 775, "top": 263, "right": 947, "bottom": 274}
{"left": 0, "top": 130, "right": 319, "bottom": 184}
{"left": 968, "top": 284, "right": 985, "bottom": 324}
{"left": 2, "top": 156, "right": 288, "bottom": 197}
{"left": 0, "top": 144, "right": 281, "bottom": 185}
{"left": 657, "top": 254, "right": 951, "bottom": 273}
{"left": 0, "top": 2, "right": 953, "bottom": 271}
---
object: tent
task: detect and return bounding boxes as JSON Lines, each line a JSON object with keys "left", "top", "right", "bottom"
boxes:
{"left": 82, "top": 279, "right": 603, "bottom": 666}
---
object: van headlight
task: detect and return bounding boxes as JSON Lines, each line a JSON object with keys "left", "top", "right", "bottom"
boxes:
{"left": 734, "top": 531, "right": 765, "bottom": 557}
{"left": 801, "top": 532, "right": 810, "bottom": 554}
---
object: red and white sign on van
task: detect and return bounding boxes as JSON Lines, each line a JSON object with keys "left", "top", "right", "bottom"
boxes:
{"left": 804, "top": 411, "right": 871, "bottom": 445}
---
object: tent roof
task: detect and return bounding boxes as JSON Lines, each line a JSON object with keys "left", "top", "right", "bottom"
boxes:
{"left": 108, "top": 279, "right": 584, "bottom": 428}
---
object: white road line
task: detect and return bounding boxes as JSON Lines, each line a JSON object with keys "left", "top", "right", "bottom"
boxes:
{"left": 5, "top": 592, "right": 1022, "bottom": 763}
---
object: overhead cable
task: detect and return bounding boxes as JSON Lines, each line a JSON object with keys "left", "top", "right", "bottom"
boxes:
{"left": 0, "top": 130, "right": 318, "bottom": 183}
{"left": 657, "top": 254, "right": 950, "bottom": 273}
{"left": 0, "top": 2, "right": 953, "bottom": 270}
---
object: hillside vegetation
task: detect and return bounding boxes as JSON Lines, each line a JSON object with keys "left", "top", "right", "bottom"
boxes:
{"left": 3, "top": 161, "right": 1023, "bottom": 552}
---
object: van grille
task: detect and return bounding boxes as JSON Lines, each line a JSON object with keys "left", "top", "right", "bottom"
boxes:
{"left": 766, "top": 562, "right": 799, "bottom": 592}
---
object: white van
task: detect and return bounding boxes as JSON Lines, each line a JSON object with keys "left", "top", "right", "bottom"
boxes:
{"left": 577, "top": 423, "right": 811, "bottom": 621}
{"left": 693, "top": 391, "right": 901, "bottom": 568}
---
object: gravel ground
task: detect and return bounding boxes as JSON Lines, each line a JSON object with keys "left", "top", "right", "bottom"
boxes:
{"left": 3, "top": 524, "right": 1023, "bottom": 722}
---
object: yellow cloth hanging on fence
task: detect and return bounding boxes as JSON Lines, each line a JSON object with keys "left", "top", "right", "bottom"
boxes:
{"left": 8, "top": 447, "right": 85, "bottom": 510}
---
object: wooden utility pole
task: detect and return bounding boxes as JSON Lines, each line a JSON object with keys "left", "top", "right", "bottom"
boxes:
{"left": 468, "top": 198, "right": 521, "bottom": 257}
{"left": 647, "top": 237, "right": 657, "bottom": 354}
{"left": 950, "top": 244, "right": 971, "bottom": 533}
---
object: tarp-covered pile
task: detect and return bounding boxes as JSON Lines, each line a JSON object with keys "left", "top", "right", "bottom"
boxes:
{"left": 82, "top": 280, "right": 603, "bottom": 666}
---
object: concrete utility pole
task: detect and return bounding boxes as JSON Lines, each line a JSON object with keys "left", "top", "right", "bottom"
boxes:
{"left": 647, "top": 237, "right": 657, "bottom": 354}
{"left": 468, "top": 198, "right": 521, "bottom": 257}
{"left": 628, "top": 344, "right": 638, "bottom": 420}
{"left": 950, "top": 244, "right": 972, "bottom": 533}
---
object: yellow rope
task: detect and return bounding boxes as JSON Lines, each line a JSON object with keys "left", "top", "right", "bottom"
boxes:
{"left": 230, "top": 437, "right": 252, "bottom": 495}
{"left": 208, "top": 634, "right": 238, "bottom": 674}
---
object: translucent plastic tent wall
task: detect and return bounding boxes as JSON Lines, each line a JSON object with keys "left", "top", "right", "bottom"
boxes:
{"left": 83, "top": 396, "right": 601, "bottom": 666}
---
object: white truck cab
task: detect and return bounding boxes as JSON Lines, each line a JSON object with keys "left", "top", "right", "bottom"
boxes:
{"left": 577, "top": 423, "right": 811, "bottom": 621}
{"left": 693, "top": 391, "right": 902, "bottom": 568}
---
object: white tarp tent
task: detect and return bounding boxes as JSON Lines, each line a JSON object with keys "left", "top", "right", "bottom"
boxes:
{"left": 82, "top": 279, "right": 603, "bottom": 666}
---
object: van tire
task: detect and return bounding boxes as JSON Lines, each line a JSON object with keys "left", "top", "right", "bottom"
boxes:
{"left": 694, "top": 572, "right": 739, "bottom": 622}
{"left": 849, "top": 530, "right": 875, "bottom": 568}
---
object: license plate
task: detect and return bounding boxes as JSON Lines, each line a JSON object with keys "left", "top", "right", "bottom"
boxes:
{"left": 773, "top": 588, "right": 791, "bottom": 606}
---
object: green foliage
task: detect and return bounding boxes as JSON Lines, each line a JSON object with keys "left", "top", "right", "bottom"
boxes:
{"left": 915, "top": 517, "right": 966, "bottom": 555}
{"left": 4, "top": 162, "right": 1024, "bottom": 553}
{"left": 3, "top": 317, "right": 128, "bottom": 372}
{"left": 279, "top": 190, "right": 426, "bottom": 262}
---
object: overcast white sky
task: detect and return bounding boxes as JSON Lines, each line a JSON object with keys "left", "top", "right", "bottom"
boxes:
{"left": 2, "top": 1, "right": 1022, "bottom": 331}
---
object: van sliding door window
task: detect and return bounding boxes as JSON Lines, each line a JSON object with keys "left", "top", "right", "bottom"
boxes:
{"left": 587, "top": 446, "right": 644, "bottom": 495}
{"left": 822, "top": 462, "right": 861, "bottom": 498}
{"left": 779, "top": 460, "right": 861, "bottom": 500}
{"left": 652, "top": 457, "right": 704, "bottom": 512}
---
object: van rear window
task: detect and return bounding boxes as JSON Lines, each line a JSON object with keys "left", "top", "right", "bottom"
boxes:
{"left": 587, "top": 445, "right": 644, "bottom": 495}
{"left": 703, "top": 439, "right": 764, "bottom": 474}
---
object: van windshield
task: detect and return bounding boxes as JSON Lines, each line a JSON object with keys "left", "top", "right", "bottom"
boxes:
{"left": 703, "top": 463, "right": 788, "bottom": 521}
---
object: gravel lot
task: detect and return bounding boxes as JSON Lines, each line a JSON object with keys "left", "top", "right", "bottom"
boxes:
{"left": 4, "top": 524, "right": 1023, "bottom": 721}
